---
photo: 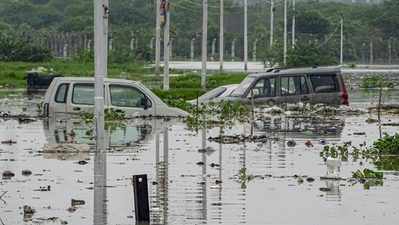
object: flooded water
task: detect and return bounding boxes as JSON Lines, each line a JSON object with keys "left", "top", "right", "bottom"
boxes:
{"left": 1, "top": 89, "right": 399, "bottom": 225}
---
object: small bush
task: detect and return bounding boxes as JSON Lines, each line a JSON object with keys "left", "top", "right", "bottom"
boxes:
{"left": 0, "top": 33, "right": 52, "bottom": 62}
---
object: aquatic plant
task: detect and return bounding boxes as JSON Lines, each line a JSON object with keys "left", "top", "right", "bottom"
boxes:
{"left": 352, "top": 168, "right": 384, "bottom": 190}
{"left": 186, "top": 101, "right": 250, "bottom": 130}
{"left": 373, "top": 133, "right": 399, "bottom": 155}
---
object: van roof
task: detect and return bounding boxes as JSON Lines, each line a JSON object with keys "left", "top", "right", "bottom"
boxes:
{"left": 53, "top": 77, "right": 140, "bottom": 84}
{"left": 249, "top": 66, "right": 341, "bottom": 78}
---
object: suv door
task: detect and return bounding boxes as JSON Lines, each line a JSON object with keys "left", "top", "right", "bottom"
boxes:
{"left": 247, "top": 77, "right": 278, "bottom": 105}
{"left": 279, "top": 75, "right": 311, "bottom": 104}
{"left": 108, "top": 84, "right": 155, "bottom": 117}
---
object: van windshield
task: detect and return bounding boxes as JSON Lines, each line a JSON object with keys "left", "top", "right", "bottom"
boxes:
{"left": 231, "top": 76, "right": 255, "bottom": 97}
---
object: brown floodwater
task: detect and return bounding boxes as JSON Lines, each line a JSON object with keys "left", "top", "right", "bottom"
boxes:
{"left": 0, "top": 89, "right": 399, "bottom": 225}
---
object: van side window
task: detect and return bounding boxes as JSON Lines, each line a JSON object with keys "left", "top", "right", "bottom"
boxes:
{"left": 251, "top": 78, "right": 276, "bottom": 98}
{"left": 72, "top": 84, "right": 95, "bottom": 105}
{"left": 55, "top": 83, "right": 69, "bottom": 103}
{"left": 310, "top": 74, "right": 338, "bottom": 93}
{"left": 110, "top": 85, "right": 151, "bottom": 108}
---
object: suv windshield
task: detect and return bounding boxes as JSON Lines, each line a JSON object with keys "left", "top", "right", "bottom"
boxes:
{"left": 231, "top": 76, "right": 255, "bottom": 97}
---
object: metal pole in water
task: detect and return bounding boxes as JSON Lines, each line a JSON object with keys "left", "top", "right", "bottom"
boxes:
{"left": 93, "top": 0, "right": 108, "bottom": 225}
{"left": 132, "top": 175, "right": 150, "bottom": 223}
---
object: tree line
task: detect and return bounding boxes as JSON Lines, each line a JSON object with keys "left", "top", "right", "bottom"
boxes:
{"left": 0, "top": 0, "right": 398, "bottom": 65}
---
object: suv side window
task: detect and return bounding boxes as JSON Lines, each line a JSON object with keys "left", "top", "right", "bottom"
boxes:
{"left": 72, "top": 83, "right": 95, "bottom": 105}
{"left": 110, "top": 85, "right": 151, "bottom": 108}
{"left": 300, "top": 76, "right": 309, "bottom": 94}
{"left": 281, "top": 76, "right": 297, "bottom": 96}
{"left": 309, "top": 74, "right": 339, "bottom": 93}
{"left": 55, "top": 83, "right": 69, "bottom": 103}
{"left": 281, "top": 76, "right": 309, "bottom": 96}
{"left": 251, "top": 78, "right": 276, "bottom": 98}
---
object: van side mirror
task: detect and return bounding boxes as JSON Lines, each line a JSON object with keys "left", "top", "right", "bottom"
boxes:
{"left": 141, "top": 97, "right": 152, "bottom": 110}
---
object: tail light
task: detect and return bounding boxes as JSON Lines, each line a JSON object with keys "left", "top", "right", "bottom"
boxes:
{"left": 340, "top": 83, "right": 349, "bottom": 106}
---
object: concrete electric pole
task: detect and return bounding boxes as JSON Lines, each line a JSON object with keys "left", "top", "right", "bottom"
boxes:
{"left": 270, "top": 0, "right": 274, "bottom": 48}
{"left": 201, "top": 0, "right": 208, "bottom": 89}
{"left": 340, "top": 16, "right": 344, "bottom": 65}
{"left": 292, "top": 0, "right": 296, "bottom": 48}
{"left": 220, "top": 0, "right": 224, "bottom": 72}
{"left": 244, "top": 0, "right": 248, "bottom": 72}
{"left": 93, "top": 0, "right": 108, "bottom": 224}
{"left": 155, "top": 0, "right": 161, "bottom": 75}
{"left": 283, "top": 0, "right": 288, "bottom": 66}
{"left": 163, "top": 0, "right": 170, "bottom": 91}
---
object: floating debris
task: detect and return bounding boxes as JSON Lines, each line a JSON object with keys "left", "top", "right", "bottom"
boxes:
{"left": 23, "top": 205, "right": 36, "bottom": 221}
{"left": 22, "top": 170, "right": 32, "bottom": 176}
{"left": 305, "top": 140, "right": 314, "bottom": 148}
{"left": 71, "top": 199, "right": 85, "bottom": 207}
{"left": 2, "top": 170, "right": 15, "bottom": 179}
{"left": 287, "top": 140, "right": 296, "bottom": 147}
{"left": 1, "top": 139, "right": 17, "bottom": 145}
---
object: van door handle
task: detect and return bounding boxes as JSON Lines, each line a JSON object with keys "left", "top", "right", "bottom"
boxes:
{"left": 73, "top": 107, "right": 81, "bottom": 111}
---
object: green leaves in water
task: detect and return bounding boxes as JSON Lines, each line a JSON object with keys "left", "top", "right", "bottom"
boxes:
{"left": 373, "top": 133, "right": 399, "bottom": 155}
{"left": 352, "top": 168, "right": 384, "bottom": 190}
{"left": 80, "top": 108, "right": 127, "bottom": 131}
{"left": 352, "top": 169, "right": 384, "bottom": 180}
{"left": 187, "top": 101, "right": 250, "bottom": 130}
{"left": 238, "top": 167, "right": 254, "bottom": 189}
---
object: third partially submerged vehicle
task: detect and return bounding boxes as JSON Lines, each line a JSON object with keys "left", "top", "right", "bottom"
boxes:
{"left": 191, "top": 67, "right": 349, "bottom": 106}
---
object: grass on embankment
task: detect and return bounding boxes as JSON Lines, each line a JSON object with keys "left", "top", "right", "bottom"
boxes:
{"left": 0, "top": 61, "right": 246, "bottom": 101}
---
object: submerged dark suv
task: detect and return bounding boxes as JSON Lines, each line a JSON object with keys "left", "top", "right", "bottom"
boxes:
{"left": 191, "top": 67, "right": 349, "bottom": 106}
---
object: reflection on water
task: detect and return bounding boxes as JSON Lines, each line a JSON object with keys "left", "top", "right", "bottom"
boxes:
{"left": 322, "top": 180, "right": 342, "bottom": 202}
{"left": 1, "top": 90, "right": 399, "bottom": 225}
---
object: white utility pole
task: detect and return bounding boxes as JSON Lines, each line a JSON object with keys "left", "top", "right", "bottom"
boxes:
{"left": 170, "top": 38, "right": 173, "bottom": 59}
{"left": 388, "top": 38, "right": 392, "bottom": 65}
{"left": 163, "top": 0, "right": 170, "bottom": 91}
{"left": 253, "top": 38, "right": 258, "bottom": 61}
{"left": 201, "top": 0, "right": 208, "bottom": 89}
{"left": 150, "top": 37, "right": 155, "bottom": 49}
{"left": 212, "top": 38, "right": 217, "bottom": 61}
{"left": 231, "top": 39, "right": 236, "bottom": 61}
{"left": 220, "top": 0, "right": 224, "bottom": 72}
{"left": 191, "top": 38, "right": 195, "bottom": 61}
{"left": 93, "top": 0, "right": 108, "bottom": 224}
{"left": 270, "top": 0, "right": 274, "bottom": 48}
{"left": 244, "top": 0, "right": 248, "bottom": 71}
{"left": 370, "top": 39, "right": 374, "bottom": 65}
{"left": 283, "top": 0, "right": 288, "bottom": 65}
{"left": 155, "top": 0, "right": 161, "bottom": 75}
{"left": 292, "top": 0, "right": 296, "bottom": 48}
{"left": 340, "top": 17, "right": 344, "bottom": 65}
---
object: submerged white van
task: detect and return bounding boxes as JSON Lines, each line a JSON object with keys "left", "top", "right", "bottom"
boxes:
{"left": 42, "top": 77, "right": 188, "bottom": 118}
